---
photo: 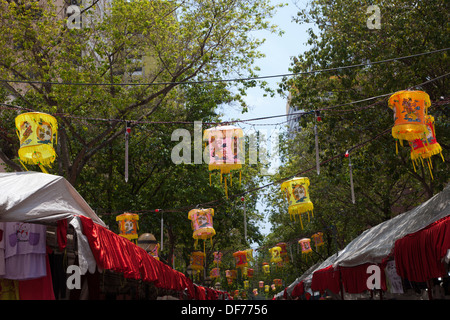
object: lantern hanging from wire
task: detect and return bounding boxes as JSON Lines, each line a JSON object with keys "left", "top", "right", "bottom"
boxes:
{"left": 244, "top": 280, "right": 249, "bottom": 289}
{"left": 253, "top": 288, "right": 259, "bottom": 296}
{"left": 269, "top": 246, "right": 283, "bottom": 264}
{"left": 281, "top": 177, "right": 314, "bottom": 229}
{"left": 190, "top": 251, "right": 205, "bottom": 278}
{"left": 15, "top": 112, "right": 58, "bottom": 173}
{"left": 277, "top": 242, "right": 289, "bottom": 263}
{"left": 225, "top": 270, "right": 237, "bottom": 284}
{"left": 274, "top": 279, "right": 282, "bottom": 288}
{"left": 311, "top": 232, "right": 324, "bottom": 250}
{"left": 265, "top": 285, "right": 270, "bottom": 293}
{"left": 388, "top": 90, "right": 430, "bottom": 150}
{"left": 116, "top": 213, "right": 139, "bottom": 241}
{"left": 210, "top": 267, "right": 220, "bottom": 280}
{"left": 213, "top": 251, "right": 223, "bottom": 266}
{"left": 298, "top": 238, "right": 312, "bottom": 262}
{"left": 204, "top": 125, "right": 244, "bottom": 198}
{"left": 262, "top": 262, "right": 270, "bottom": 275}
{"left": 409, "top": 115, "right": 444, "bottom": 179}
{"left": 188, "top": 208, "right": 215, "bottom": 250}
{"left": 233, "top": 250, "right": 249, "bottom": 270}
{"left": 259, "top": 281, "right": 264, "bottom": 289}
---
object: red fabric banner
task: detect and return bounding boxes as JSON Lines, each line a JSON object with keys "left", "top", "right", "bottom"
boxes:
{"left": 311, "top": 265, "right": 340, "bottom": 294}
{"left": 394, "top": 215, "right": 450, "bottom": 283}
{"left": 78, "top": 216, "right": 226, "bottom": 299}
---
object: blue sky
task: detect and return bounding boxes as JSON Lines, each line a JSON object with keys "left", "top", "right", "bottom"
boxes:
{"left": 220, "top": 0, "right": 317, "bottom": 238}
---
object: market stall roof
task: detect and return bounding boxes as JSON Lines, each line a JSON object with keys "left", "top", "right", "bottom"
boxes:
{"left": 0, "top": 171, "right": 106, "bottom": 227}
{"left": 276, "top": 183, "right": 450, "bottom": 299}
{"left": 332, "top": 183, "right": 450, "bottom": 268}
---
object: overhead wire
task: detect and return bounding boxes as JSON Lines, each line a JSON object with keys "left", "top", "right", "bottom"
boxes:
{"left": 0, "top": 47, "right": 447, "bottom": 87}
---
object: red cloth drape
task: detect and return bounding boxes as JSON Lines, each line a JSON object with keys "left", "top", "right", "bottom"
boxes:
{"left": 78, "top": 216, "right": 227, "bottom": 300}
{"left": 340, "top": 263, "right": 387, "bottom": 294}
{"left": 311, "top": 265, "right": 340, "bottom": 294}
{"left": 291, "top": 281, "right": 304, "bottom": 298}
{"left": 394, "top": 215, "right": 450, "bottom": 283}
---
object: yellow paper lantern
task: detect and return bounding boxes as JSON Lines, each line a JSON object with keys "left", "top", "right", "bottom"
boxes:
{"left": 244, "top": 280, "right": 249, "bottom": 289}
{"left": 269, "top": 246, "right": 283, "bottom": 264}
{"left": 204, "top": 125, "right": 244, "bottom": 198}
{"left": 188, "top": 208, "right": 215, "bottom": 248}
{"left": 190, "top": 251, "right": 205, "bottom": 272}
{"left": 262, "top": 262, "right": 270, "bottom": 275}
{"left": 409, "top": 115, "right": 444, "bottom": 179}
{"left": 388, "top": 90, "right": 430, "bottom": 147}
{"left": 116, "top": 213, "right": 139, "bottom": 241}
{"left": 264, "top": 285, "right": 270, "bottom": 293}
{"left": 15, "top": 112, "right": 58, "bottom": 173}
{"left": 281, "top": 177, "right": 314, "bottom": 229}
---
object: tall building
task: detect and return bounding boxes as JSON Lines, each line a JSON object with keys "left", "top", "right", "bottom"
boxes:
{"left": 285, "top": 92, "right": 302, "bottom": 139}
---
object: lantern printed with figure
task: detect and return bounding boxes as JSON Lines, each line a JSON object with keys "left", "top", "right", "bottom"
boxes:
{"left": 188, "top": 208, "right": 215, "bottom": 248}
{"left": 233, "top": 250, "right": 248, "bottom": 269}
{"left": 213, "top": 251, "right": 223, "bottom": 266}
{"left": 311, "top": 232, "right": 324, "bottom": 250}
{"left": 225, "top": 270, "right": 237, "bottom": 284}
{"left": 204, "top": 125, "right": 244, "bottom": 198}
{"left": 277, "top": 242, "right": 289, "bottom": 263}
{"left": 281, "top": 177, "right": 314, "bottom": 229}
{"left": 269, "top": 246, "right": 282, "bottom": 264}
{"left": 274, "top": 279, "right": 282, "bottom": 288}
{"left": 299, "top": 238, "right": 312, "bottom": 261}
{"left": 262, "top": 262, "right": 270, "bottom": 275}
{"left": 409, "top": 115, "right": 444, "bottom": 179}
{"left": 116, "top": 213, "right": 139, "bottom": 241}
{"left": 15, "top": 112, "right": 58, "bottom": 173}
{"left": 388, "top": 90, "right": 430, "bottom": 148}
{"left": 190, "top": 251, "right": 205, "bottom": 272}
{"left": 210, "top": 268, "right": 220, "bottom": 280}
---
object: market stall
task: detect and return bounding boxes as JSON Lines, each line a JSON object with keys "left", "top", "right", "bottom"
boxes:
{"left": 277, "top": 183, "right": 450, "bottom": 300}
{"left": 0, "top": 171, "right": 230, "bottom": 300}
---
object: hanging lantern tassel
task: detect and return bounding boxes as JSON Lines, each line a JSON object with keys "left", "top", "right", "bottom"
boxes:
{"left": 125, "top": 122, "right": 131, "bottom": 183}
{"left": 345, "top": 150, "right": 356, "bottom": 204}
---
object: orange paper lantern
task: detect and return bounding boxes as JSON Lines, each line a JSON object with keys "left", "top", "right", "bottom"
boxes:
{"left": 233, "top": 250, "right": 249, "bottom": 269}
{"left": 388, "top": 90, "right": 430, "bottom": 147}
{"left": 116, "top": 213, "right": 139, "bottom": 241}
{"left": 311, "top": 232, "right": 324, "bottom": 249}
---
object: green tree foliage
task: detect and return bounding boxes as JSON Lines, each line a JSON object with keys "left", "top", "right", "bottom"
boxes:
{"left": 0, "top": 0, "right": 282, "bottom": 276}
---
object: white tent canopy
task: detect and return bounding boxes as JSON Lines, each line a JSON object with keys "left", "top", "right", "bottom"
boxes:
{"left": 0, "top": 171, "right": 106, "bottom": 227}
{"left": 276, "top": 183, "right": 450, "bottom": 299}
{"left": 332, "top": 183, "right": 450, "bottom": 268}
